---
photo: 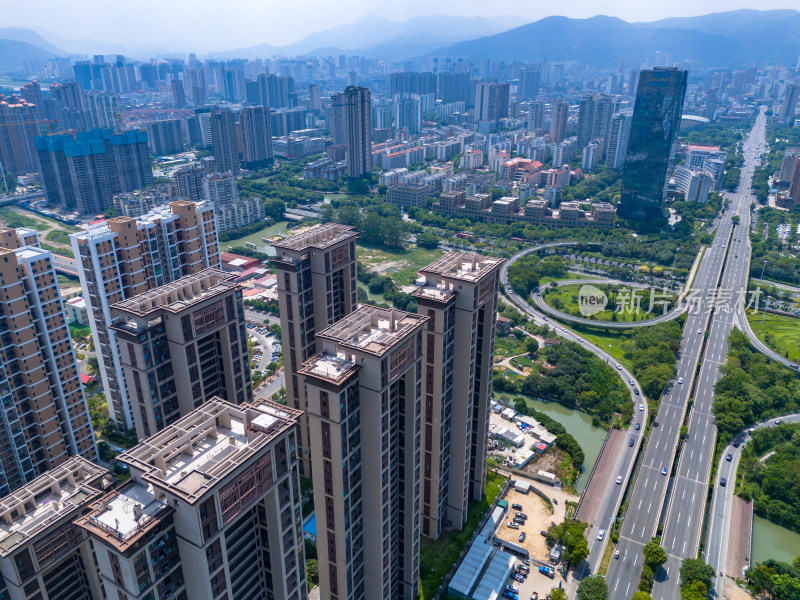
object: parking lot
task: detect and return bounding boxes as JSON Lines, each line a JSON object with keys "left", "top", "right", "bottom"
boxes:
{"left": 493, "top": 476, "right": 579, "bottom": 599}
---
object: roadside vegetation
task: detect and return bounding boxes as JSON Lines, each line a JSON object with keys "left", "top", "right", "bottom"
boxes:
{"left": 746, "top": 312, "right": 800, "bottom": 363}
{"left": 540, "top": 282, "right": 678, "bottom": 324}
{"left": 747, "top": 555, "right": 800, "bottom": 600}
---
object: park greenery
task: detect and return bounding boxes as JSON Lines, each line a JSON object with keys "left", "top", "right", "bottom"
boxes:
{"left": 576, "top": 575, "right": 609, "bottom": 600}
{"left": 747, "top": 556, "right": 800, "bottom": 600}
{"left": 750, "top": 206, "right": 800, "bottom": 285}
{"left": 493, "top": 331, "right": 632, "bottom": 426}
{"left": 541, "top": 283, "right": 678, "bottom": 324}
{"left": 736, "top": 422, "right": 800, "bottom": 534}
{"left": 321, "top": 198, "right": 406, "bottom": 249}
{"left": 678, "top": 558, "right": 715, "bottom": 600}
{"left": 356, "top": 262, "right": 417, "bottom": 312}
{"left": 506, "top": 254, "right": 569, "bottom": 297}
{"left": 545, "top": 518, "right": 590, "bottom": 568}
{"left": 619, "top": 321, "right": 683, "bottom": 400}
{"left": 712, "top": 329, "right": 800, "bottom": 444}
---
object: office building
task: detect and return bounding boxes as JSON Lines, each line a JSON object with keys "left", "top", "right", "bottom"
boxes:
{"left": 605, "top": 112, "right": 632, "bottom": 170}
{"left": 474, "top": 82, "right": 510, "bottom": 123}
{"left": 74, "top": 398, "right": 308, "bottom": 600}
{"left": 111, "top": 269, "right": 252, "bottom": 438}
{"left": 705, "top": 87, "right": 718, "bottom": 121}
{"left": 333, "top": 86, "right": 372, "bottom": 178}
{"left": 36, "top": 128, "right": 153, "bottom": 215}
{"left": 674, "top": 166, "right": 714, "bottom": 203}
{"left": 302, "top": 306, "right": 428, "bottom": 600}
{"left": 619, "top": 67, "right": 688, "bottom": 220}
{"left": 240, "top": 105, "right": 274, "bottom": 169}
{"left": 71, "top": 201, "right": 220, "bottom": 430}
{"left": 0, "top": 228, "right": 98, "bottom": 495}
{"left": 779, "top": 82, "right": 799, "bottom": 125}
{"left": 145, "top": 119, "right": 184, "bottom": 156}
{"left": 686, "top": 144, "right": 727, "bottom": 189}
{"left": 209, "top": 108, "right": 241, "bottom": 175}
{"left": 577, "top": 93, "right": 616, "bottom": 148}
{"left": 174, "top": 164, "right": 205, "bottom": 203}
{"left": 549, "top": 98, "right": 569, "bottom": 143}
{"left": 0, "top": 457, "right": 110, "bottom": 600}
{"left": 273, "top": 224, "right": 359, "bottom": 476}
{"left": 413, "top": 253, "right": 502, "bottom": 539}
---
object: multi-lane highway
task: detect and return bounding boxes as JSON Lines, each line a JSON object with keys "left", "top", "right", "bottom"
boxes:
{"left": 604, "top": 112, "right": 767, "bottom": 599}
{"left": 648, "top": 111, "right": 767, "bottom": 600}
{"left": 706, "top": 414, "right": 800, "bottom": 597}
{"left": 500, "top": 249, "right": 648, "bottom": 588}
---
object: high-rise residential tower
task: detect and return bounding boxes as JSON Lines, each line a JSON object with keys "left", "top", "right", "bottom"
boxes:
{"left": 474, "top": 82, "right": 510, "bottom": 123}
{"left": 577, "top": 93, "right": 617, "bottom": 148}
{"left": 0, "top": 228, "right": 97, "bottom": 495}
{"left": 0, "top": 95, "right": 41, "bottom": 175}
{"left": 605, "top": 112, "right": 632, "bottom": 170}
{"left": 273, "top": 224, "right": 359, "bottom": 476}
{"left": 332, "top": 86, "right": 372, "bottom": 178}
{"left": 111, "top": 269, "right": 252, "bottom": 439}
{"left": 209, "top": 108, "right": 241, "bottom": 174}
{"left": 619, "top": 67, "right": 687, "bottom": 220}
{"left": 549, "top": 98, "right": 569, "bottom": 143}
{"left": 71, "top": 201, "right": 220, "bottom": 430}
{"left": 413, "top": 253, "right": 502, "bottom": 539}
{"left": 779, "top": 82, "right": 799, "bottom": 125}
{"left": 301, "top": 306, "right": 428, "bottom": 600}
{"left": 239, "top": 105, "right": 274, "bottom": 169}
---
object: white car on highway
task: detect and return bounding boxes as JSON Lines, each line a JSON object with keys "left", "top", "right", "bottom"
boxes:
{"left": 639, "top": 403, "right": 644, "bottom": 412}
{"left": 597, "top": 530, "right": 605, "bottom": 541}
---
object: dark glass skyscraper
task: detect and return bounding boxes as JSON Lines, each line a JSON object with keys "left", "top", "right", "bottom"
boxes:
{"left": 619, "top": 67, "right": 688, "bottom": 220}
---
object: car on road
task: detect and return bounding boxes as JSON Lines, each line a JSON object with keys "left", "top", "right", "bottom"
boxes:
{"left": 661, "top": 466, "right": 668, "bottom": 476}
{"left": 615, "top": 549, "right": 620, "bottom": 559}
{"left": 615, "top": 364, "right": 622, "bottom": 370}
{"left": 733, "top": 441, "right": 741, "bottom": 448}
{"left": 775, "top": 419, "right": 782, "bottom": 425}
{"left": 507, "top": 522, "right": 519, "bottom": 529}
{"left": 628, "top": 439, "right": 634, "bottom": 447}
{"left": 720, "top": 477, "right": 727, "bottom": 487}
{"left": 512, "top": 503, "right": 523, "bottom": 510}
{"left": 629, "top": 379, "right": 634, "bottom": 385}
{"left": 597, "top": 530, "right": 605, "bottom": 541}
{"left": 697, "top": 329, "right": 702, "bottom": 335}
{"left": 678, "top": 377, "right": 683, "bottom": 384}
{"left": 616, "top": 475, "right": 622, "bottom": 484}
{"left": 639, "top": 403, "right": 644, "bottom": 411}
{"left": 726, "top": 454, "right": 732, "bottom": 462}
{"left": 635, "top": 422, "right": 641, "bottom": 430}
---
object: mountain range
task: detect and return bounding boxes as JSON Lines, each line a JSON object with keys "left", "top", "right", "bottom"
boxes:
{"left": 1, "top": 10, "right": 798, "bottom": 71}
{"left": 429, "top": 10, "right": 800, "bottom": 68}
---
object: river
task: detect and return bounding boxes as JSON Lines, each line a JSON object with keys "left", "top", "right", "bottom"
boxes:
{"left": 495, "top": 392, "right": 607, "bottom": 492}
{"left": 751, "top": 515, "right": 800, "bottom": 565}
{"left": 222, "top": 221, "right": 290, "bottom": 255}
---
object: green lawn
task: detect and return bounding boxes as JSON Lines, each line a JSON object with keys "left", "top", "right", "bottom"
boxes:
{"left": 357, "top": 244, "right": 445, "bottom": 286}
{"left": 747, "top": 312, "right": 800, "bottom": 363}
{"left": 541, "top": 283, "right": 677, "bottom": 324}
{"left": 419, "top": 470, "right": 507, "bottom": 600}
{"left": 494, "top": 334, "right": 528, "bottom": 360}
{"left": 567, "top": 325, "right": 634, "bottom": 371}
{"left": 511, "top": 355, "right": 536, "bottom": 369}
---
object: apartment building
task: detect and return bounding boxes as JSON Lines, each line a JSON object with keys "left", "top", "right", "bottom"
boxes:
{"left": 110, "top": 269, "right": 252, "bottom": 439}
{"left": 73, "top": 398, "right": 307, "bottom": 600}
{"left": 301, "top": 306, "right": 428, "bottom": 600}
{"left": 71, "top": 201, "right": 220, "bottom": 430}
{"left": 0, "top": 457, "right": 110, "bottom": 600}
{"left": 273, "top": 224, "right": 358, "bottom": 476}
{"left": 0, "top": 228, "right": 97, "bottom": 495}
{"left": 413, "top": 253, "right": 502, "bottom": 539}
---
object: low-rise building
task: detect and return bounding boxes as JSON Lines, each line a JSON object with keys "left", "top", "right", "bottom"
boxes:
{"left": 387, "top": 183, "right": 430, "bottom": 208}
{"left": 674, "top": 166, "right": 714, "bottom": 203}
{"left": 65, "top": 296, "right": 89, "bottom": 325}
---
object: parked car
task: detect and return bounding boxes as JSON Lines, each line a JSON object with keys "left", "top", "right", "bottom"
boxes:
{"left": 505, "top": 585, "right": 519, "bottom": 594}
{"left": 507, "top": 522, "right": 519, "bottom": 529}
{"left": 518, "top": 532, "right": 526, "bottom": 543}
{"left": 515, "top": 512, "right": 528, "bottom": 519}
{"left": 512, "top": 503, "right": 523, "bottom": 510}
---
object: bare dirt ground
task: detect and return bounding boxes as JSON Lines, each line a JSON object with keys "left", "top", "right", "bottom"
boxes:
{"left": 724, "top": 578, "right": 755, "bottom": 600}
{"left": 523, "top": 448, "right": 567, "bottom": 482}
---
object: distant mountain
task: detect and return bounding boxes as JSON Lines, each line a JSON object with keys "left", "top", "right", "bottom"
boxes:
{"left": 427, "top": 10, "right": 800, "bottom": 68}
{"left": 0, "top": 27, "right": 66, "bottom": 56}
{"left": 33, "top": 28, "right": 128, "bottom": 57}
{"left": 0, "top": 39, "right": 64, "bottom": 70}
{"left": 210, "top": 14, "right": 525, "bottom": 59}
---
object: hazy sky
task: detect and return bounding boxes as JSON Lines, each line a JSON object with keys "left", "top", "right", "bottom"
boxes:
{"left": 5, "top": 0, "right": 799, "bottom": 52}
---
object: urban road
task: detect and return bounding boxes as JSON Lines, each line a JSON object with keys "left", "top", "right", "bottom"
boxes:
{"left": 605, "top": 111, "right": 767, "bottom": 600}
{"left": 500, "top": 248, "right": 648, "bottom": 592}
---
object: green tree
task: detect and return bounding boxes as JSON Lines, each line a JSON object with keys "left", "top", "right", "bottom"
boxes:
{"left": 514, "top": 398, "right": 528, "bottom": 415}
{"left": 680, "top": 581, "right": 707, "bottom": 600}
{"left": 550, "top": 589, "right": 567, "bottom": 600}
{"left": 569, "top": 537, "right": 590, "bottom": 566}
{"left": 305, "top": 559, "right": 319, "bottom": 585}
{"left": 577, "top": 575, "right": 608, "bottom": 600}
{"left": 416, "top": 232, "right": 440, "bottom": 249}
{"left": 526, "top": 338, "right": 540, "bottom": 356}
{"left": 632, "top": 593, "right": 653, "bottom": 600}
{"left": 642, "top": 538, "right": 667, "bottom": 568}
{"left": 680, "top": 558, "right": 714, "bottom": 590}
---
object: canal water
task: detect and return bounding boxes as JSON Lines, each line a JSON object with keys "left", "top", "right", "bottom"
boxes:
{"left": 222, "top": 221, "right": 289, "bottom": 255}
{"left": 494, "top": 392, "right": 607, "bottom": 492}
{"left": 751, "top": 515, "right": 800, "bottom": 566}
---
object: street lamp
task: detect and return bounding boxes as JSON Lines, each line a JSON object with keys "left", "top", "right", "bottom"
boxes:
{"left": 608, "top": 344, "right": 612, "bottom": 364}
{"left": 760, "top": 259, "right": 767, "bottom": 280}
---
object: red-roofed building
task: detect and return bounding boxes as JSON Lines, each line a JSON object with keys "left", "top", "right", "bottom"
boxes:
{"left": 220, "top": 252, "right": 261, "bottom": 272}
{"left": 80, "top": 374, "right": 97, "bottom": 385}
